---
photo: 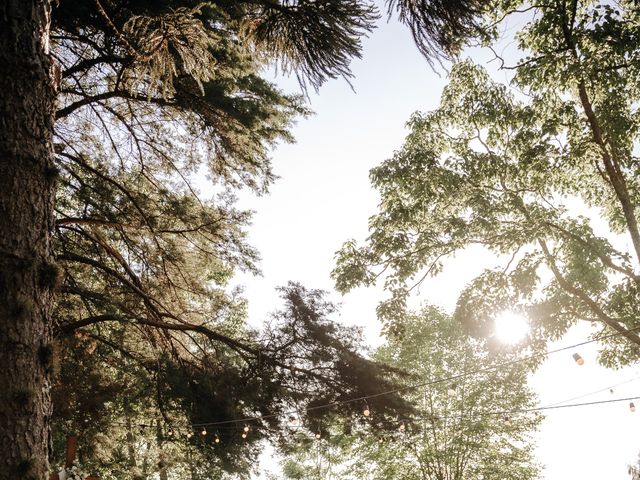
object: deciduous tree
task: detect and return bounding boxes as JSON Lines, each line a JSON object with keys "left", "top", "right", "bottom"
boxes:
{"left": 334, "top": 0, "right": 640, "bottom": 366}
{"left": 280, "top": 308, "right": 541, "bottom": 480}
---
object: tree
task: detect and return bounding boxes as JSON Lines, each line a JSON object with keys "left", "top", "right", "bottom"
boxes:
{"left": 50, "top": 283, "right": 411, "bottom": 479}
{"left": 279, "top": 307, "right": 541, "bottom": 480}
{"left": 333, "top": 0, "right": 640, "bottom": 366}
{"left": 630, "top": 452, "right": 640, "bottom": 480}
{"left": 1, "top": 0, "right": 485, "bottom": 476}
{"left": 0, "top": 2, "right": 57, "bottom": 479}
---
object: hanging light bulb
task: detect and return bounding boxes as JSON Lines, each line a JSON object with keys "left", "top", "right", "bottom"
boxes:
{"left": 503, "top": 416, "right": 511, "bottom": 427}
{"left": 363, "top": 405, "right": 370, "bottom": 417}
{"left": 243, "top": 425, "right": 250, "bottom": 433}
{"left": 315, "top": 432, "right": 321, "bottom": 439}
{"left": 242, "top": 432, "right": 247, "bottom": 439}
{"left": 398, "top": 423, "right": 405, "bottom": 432}
{"left": 214, "top": 436, "right": 220, "bottom": 444}
{"left": 167, "top": 430, "right": 173, "bottom": 437}
{"left": 287, "top": 415, "right": 299, "bottom": 428}
{"left": 201, "top": 428, "right": 207, "bottom": 436}
{"left": 630, "top": 402, "right": 636, "bottom": 413}
{"left": 378, "top": 437, "right": 384, "bottom": 444}
{"left": 572, "top": 353, "right": 584, "bottom": 365}
{"left": 187, "top": 432, "right": 193, "bottom": 439}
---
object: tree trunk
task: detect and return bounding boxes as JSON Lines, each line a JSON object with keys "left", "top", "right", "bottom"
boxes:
{"left": 0, "top": 0, "right": 56, "bottom": 478}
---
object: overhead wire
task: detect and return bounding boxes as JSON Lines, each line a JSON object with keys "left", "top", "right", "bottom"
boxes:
{"left": 544, "top": 374, "right": 640, "bottom": 408}
{"left": 112, "top": 325, "right": 640, "bottom": 434}
{"left": 186, "top": 324, "right": 640, "bottom": 429}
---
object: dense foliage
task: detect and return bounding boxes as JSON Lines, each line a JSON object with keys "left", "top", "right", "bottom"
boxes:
{"left": 45, "top": 0, "right": 485, "bottom": 477}
{"left": 279, "top": 308, "right": 541, "bottom": 480}
{"left": 334, "top": 0, "right": 640, "bottom": 366}
{"left": 51, "top": 283, "right": 410, "bottom": 478}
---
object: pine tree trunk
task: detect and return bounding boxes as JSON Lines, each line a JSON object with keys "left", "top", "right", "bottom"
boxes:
{"left": 0, "top": 1, "right": 56, "bottom": 478}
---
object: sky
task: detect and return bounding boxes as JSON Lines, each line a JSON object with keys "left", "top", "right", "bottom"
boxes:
{"left": 230, "top": 10, "right": 640, "bottom": 480}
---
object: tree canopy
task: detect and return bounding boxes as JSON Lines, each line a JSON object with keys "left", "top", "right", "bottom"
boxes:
{"left": 333, "top": 0, "right": 640, "bottom": 366}
{"left": 51, "top": 283, "right": 410, "bottom": 478}
{"left": 32, "top": 0, "right": 487, "bottom": 477}
{"left": 279, "top": 307, "right": 541, "bottom": 480}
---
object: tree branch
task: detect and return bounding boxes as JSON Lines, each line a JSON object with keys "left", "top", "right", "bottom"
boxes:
{"left": 56, "top": 89, "right": 173, "bottom": 119}
{"left": 62, "top": 54, "right": 126, "bottom": 78}
{"left": 557, "top": 2, "right": 640, "bottom": 265}
{"left": 59, "top": 311, "right": 346, "bottom": 387}
{"left": 543, "top": 220, "right": 640, "bottom": 281}
{"left": 537, "top": 237, "right": 640, "bottom": 347}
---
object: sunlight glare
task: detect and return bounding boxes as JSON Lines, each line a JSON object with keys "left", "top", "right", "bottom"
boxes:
{"left": 494, "top": 311, "right": 530, "bottom": 345}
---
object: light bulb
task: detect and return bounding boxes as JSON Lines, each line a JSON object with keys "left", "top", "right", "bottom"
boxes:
{"left": 201, "top": 428, "right": 207, "bottom": 436}
{"left": 215, "top": 436, "right": 220, "bottom": 444}
{"left": 572, "top": 353, "right": 584, "bottom": 365}
{"left": 242, "top": 432, "right": 247, "bottom": 439}
{"left": 187, "top": 432, "right": 193, "bottom": 439}
{"left": 243, "top": 425, "right": 250, "bottom": 433}
{"left": 363, "top": 407, "right": 370, "bottom": 417}
{"left": 631, "top": 402, "right": 636, "bottom": 413}
{"left": 398, "top": 423, "right": 405, "bottom": 432}
{"left": 287, "top": 416, "right": 301, "bottom": 428}
{"left": 315, "top": 432, "right": 321, "bottom": 439}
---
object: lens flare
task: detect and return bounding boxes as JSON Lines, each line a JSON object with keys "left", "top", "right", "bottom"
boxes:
{"left": 494, "top": 311, "right": 529, "bottom": 344}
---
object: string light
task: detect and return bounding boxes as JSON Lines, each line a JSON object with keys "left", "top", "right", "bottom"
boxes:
{"left": 545, "top": 376, "right": 640, "bottom": 409}
{"left": 287, "top": 415, "right": 300, "bottom": 427}
{"left": 243, "top": 425, "right": 250, "bottom": 433}
{"left": 186, "top": 327, "right": 639, "bottom": 431}
{"left": 117, "top": 328, "right": 640, "bottom": 435}
{"left": 117, "top": 394, "right": 640, "bottom": 447}
{"left": 363, "top": 405, "right": 370, "bottom": 417}
{"left": 398, "top": 395, "right": 640, "bottom": 426}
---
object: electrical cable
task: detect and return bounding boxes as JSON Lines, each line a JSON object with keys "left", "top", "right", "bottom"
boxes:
{"left": 187, "top": 325, "right": 640, "bottom": 429}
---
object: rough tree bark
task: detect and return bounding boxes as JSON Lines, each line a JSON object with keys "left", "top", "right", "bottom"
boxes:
{"left": 0, "top": 0, "right": 56, "bottom": 478}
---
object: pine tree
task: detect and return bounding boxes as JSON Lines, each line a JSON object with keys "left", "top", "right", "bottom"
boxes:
{"left": 1, "top": 0, "right": 485, "bottom": 476}
{"left": 0, "top": 2, "right": 57, "bottom": 478}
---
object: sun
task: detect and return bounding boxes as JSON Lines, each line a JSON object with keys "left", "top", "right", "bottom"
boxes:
{"left": 494, "top": 311, "right": 530, "bottom": 345}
